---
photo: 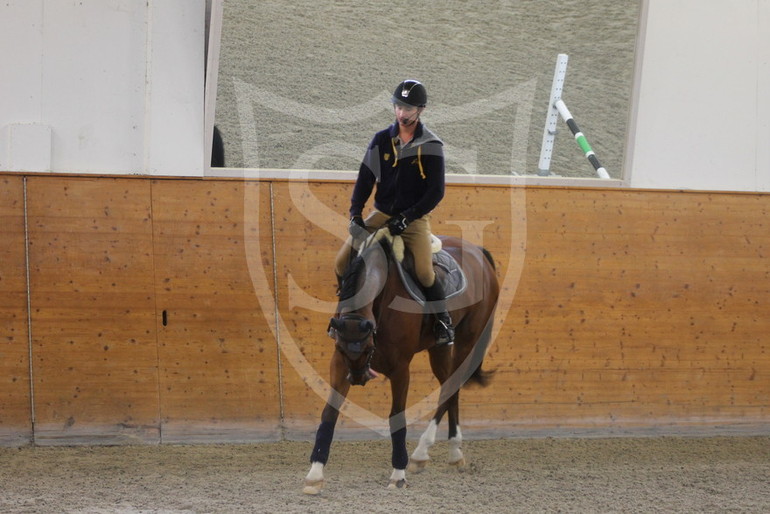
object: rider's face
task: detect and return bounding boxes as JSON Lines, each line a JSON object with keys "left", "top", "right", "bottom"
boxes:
{"left": 394, "top": 104, "right": 421, "bottom": 126}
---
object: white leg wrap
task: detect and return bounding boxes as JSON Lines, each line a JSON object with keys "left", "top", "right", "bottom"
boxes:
{"left": 448, "top": 426, "right": 464, "bottom": 463}
{"left": 387, "top": 467, "right": 408, "bottom": 489}
{"left": 303, "top": 462, "right": 325, "bottom": 495}
{"left": 305, "top": 461, "right": 324, "bottom": 482}
{"left": 411, "top": 419, "right": 438, "bottom": 461}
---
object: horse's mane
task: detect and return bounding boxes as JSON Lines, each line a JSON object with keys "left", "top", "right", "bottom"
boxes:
{"left": 338, "top": 233, "right": 395, "bottom": 302}
{"left": 339, "top": 253, "right": 367, "bottom": 302}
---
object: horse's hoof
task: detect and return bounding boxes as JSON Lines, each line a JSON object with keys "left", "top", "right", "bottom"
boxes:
{"left": 302, "top": 479, "right": 324, "bottom": 495}
{"left": 387, "top": 478, "right": 408, "bottom": 490}
{"left": 407, "top": 459, "right": 429, "bottom": 473}
{"left": 449, "top": 457, "right": 467, "bottom": 471}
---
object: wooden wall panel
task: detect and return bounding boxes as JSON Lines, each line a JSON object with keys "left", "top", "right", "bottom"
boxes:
{"left": 3, "top": 174, "right": 767, "bottom": 445}
{"left": 152, "top": 180, "right": 280, "bottom": 442}
{"left": 269, "top": 180, "right": 357, "bottom": 435}
{"left": 276, "top": 183, "right": 769, "bottom": 438}
{"left": 0, "top": 176, "right": 32, "bottom": 445}
{"left": 460, "top": 188, "right": 770, "bottom": 435}
{"left": 27, "top": 177, "right": 160, "bottom": 444}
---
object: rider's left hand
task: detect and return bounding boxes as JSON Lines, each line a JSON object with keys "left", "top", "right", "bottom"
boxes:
{"left": 387, "top": 214, "right": 409, "bottom": 236}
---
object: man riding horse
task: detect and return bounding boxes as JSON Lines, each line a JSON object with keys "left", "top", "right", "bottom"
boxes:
{"left": 334, "top": 79, "right": 454, "bottom": 345}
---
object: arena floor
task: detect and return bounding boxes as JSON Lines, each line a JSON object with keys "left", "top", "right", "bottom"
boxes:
{"left": 214, "top": 0, "right": 640, "bottom": 177}
{"left": 2, "top": 436, "right": 769, "bottom": 512}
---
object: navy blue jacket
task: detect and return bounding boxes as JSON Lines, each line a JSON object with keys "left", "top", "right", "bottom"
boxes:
{"left": 349, "top": 121, "right": 445, "bottom": 222}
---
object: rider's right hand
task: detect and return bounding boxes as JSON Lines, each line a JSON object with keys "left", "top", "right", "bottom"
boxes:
{"left": 349, "top": 215, "right": 366, "bottom": 237}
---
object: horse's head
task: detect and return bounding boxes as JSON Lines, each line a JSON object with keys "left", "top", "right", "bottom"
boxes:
{"left": 328, "top": 313, "right": 377, "bottom": 386}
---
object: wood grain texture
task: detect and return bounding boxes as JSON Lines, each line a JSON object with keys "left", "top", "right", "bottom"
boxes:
{"left": 276, "top": 183, "right": 770, "bottom": 437}
{"left": 458, "top": 187, "right": 770, "bottom": 435}
{"left": 0, "top": 176, "right": 32, "bottom": 445}
{"left": 26, "top": 177, "right": 160, "bottom": 444}
{"left": 152, "top": 179, "right": 280, "bottom": 442}
{"left": 2, "top": 174, "right": 768, "bottom": 443}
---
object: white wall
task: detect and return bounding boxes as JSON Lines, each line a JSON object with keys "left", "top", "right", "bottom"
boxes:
{"left": 0, "top": 0, "right": 204, "bottom": 175}
{"left": 626, "top": 0, "right": 770, "bottom": 192}
{"left": 3, "top": 1, "right": 768, "bottom": 187}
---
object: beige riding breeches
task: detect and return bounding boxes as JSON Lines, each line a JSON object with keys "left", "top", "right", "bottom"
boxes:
{"left": 334, "top": 210, "right": 436, "bottom": 288}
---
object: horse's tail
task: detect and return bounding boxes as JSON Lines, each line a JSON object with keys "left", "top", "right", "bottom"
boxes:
{"left": 462, "top": 246, "right": 498, "bottom": 388}
{"left": 463, "top": 301, "right": 496, "bottom": 388}
{"left": 481, "top": 247, "right": 496, "bottom": 271}
{"left": 466, "top": 363, "right": 495, "bottom": 388}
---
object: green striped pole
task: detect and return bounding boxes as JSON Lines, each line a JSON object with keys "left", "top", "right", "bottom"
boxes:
{"left": 554, "top": 99, "right": 610, "bottom": 179}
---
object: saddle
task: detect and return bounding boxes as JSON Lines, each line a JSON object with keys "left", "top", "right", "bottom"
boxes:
{"left": 360, "top": 231, "right": 467, "bottom": 306}
{"left": 396, "top": 243, "right": 467, "bottom": 306}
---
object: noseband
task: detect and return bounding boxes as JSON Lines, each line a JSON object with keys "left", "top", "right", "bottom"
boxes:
{"left": 328, "top": 313, "right": 377, "bottom": 384}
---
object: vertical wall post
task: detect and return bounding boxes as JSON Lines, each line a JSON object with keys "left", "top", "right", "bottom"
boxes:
{"left": 204, "top": 0, "right": 224, "bottom": 174}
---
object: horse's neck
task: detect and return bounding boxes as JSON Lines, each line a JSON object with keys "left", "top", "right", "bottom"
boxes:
{"left": 345, "top": 243, "right": 407, "bottom": 322}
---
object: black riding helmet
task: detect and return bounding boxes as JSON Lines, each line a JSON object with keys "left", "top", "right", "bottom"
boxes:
{"left": 391, "top": 79, "right": 428, "bottom": 108}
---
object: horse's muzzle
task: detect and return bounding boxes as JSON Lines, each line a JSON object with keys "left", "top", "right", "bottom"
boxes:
{"left": 346, "top": 365, "right": 378, "bottom": 386}
{"left": 328, "top": 314, "right": 377, "bottom": 386}
{"left": 337, "top": 343, "right": 376, "bottom": 385}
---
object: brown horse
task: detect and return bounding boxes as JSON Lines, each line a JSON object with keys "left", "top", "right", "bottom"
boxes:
{"left": 303, "top": 229, "right": 499, "bottom": 494}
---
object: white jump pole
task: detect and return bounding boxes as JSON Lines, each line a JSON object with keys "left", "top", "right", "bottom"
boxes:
{"left": 538, "top": 54, "right": 568, "bottom": 176}
{"left": 538, "top": 54, "right": 610, "bottom": 179}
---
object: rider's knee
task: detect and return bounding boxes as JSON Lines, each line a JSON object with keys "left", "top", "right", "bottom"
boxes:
{"left": 416, "top": 268, "right": 436, "bottom": 289}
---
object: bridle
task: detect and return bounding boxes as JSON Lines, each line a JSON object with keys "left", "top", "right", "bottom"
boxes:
{"left": 328, "top": 313, "right": 377, "bottom": 385}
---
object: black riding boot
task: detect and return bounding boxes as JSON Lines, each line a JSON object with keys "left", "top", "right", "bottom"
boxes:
{"left": 425, "top": 280, "right": 455, "bottom": 346}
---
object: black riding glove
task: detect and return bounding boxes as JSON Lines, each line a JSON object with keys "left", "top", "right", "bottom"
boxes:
{"left": 387, "top": 214, "right": 409, "bottom": 236}
{"left": 349, "top": 215, "right": 366, "bottom": 237}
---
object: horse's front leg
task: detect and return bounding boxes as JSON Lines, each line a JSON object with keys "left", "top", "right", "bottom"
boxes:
{"left": 304, "top": 353, "right": 351, "bottom": 495}
{"left": 387, "top": 365, "right": 410, "bottom": 489}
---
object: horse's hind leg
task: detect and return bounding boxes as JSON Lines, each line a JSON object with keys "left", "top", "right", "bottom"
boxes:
{"left": 409, "top": 346, "right": 452, "bottom": 472}
{"left": 408, "top": 406, "right": 447, "bottom": 473}
{"left": 446, "top": 393, "right": 466, "bottom": 470}
{"left": 409, "top": 390, "right": 465, "bottom": 472}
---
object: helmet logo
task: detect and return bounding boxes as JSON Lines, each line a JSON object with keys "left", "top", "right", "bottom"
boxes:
{"left": 401, "top": 89, "right": 409, "bottom": 98}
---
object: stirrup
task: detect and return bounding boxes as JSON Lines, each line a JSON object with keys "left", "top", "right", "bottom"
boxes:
{"left": 434, "top": 318, "right": 455, "bottom": 346}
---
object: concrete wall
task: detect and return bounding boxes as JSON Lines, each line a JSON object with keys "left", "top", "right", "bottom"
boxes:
{"left": 0, "top": 0, "right": 204, "bottom": 176}
{"left": 626, "top": 0, "right": 770, "bottom": 191}
{"left": 2, "top": 1, "right": 769, "bottom": 191}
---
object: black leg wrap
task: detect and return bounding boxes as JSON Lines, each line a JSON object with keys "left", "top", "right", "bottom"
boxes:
{"left": 310, "top": 420, "right": 336, "bottom": 464}
{"left": 390, "top": 425, "right": 409, "bottom": 470}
